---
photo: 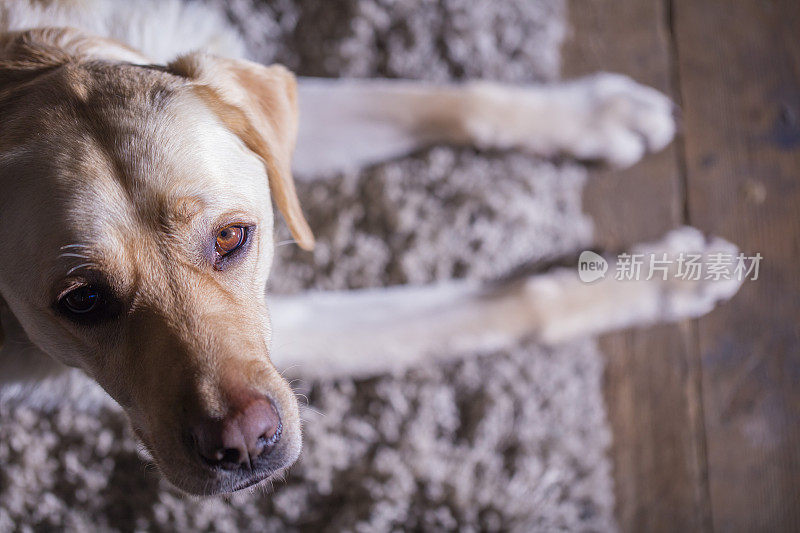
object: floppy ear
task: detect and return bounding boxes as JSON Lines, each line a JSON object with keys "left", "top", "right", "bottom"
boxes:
{"left": 168, "top": 53, "right": 315, "bottom": 251}
{"left": 0, "top": 29, "right": 73, "bottom": 94}
{"left": 0, "top": 31, "right": 64, "bottom": 357}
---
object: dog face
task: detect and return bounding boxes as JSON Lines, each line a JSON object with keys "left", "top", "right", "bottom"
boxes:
{"left": 0, "top": 31, "right": 314, "bottom": 494}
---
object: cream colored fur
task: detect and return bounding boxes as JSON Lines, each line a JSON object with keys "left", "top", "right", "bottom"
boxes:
{"left": 0, "top": 0, "right": 740, "bottom": 496}
{"left": 269, "top": 227, "right": 743, "bottom": 378}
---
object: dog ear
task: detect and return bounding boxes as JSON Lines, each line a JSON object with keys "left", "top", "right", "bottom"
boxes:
{"left": 0, "top": 29, "right": 73, "bottom": 95}
{"left": 167, "top": 53, "right": 315, "bottom": 251}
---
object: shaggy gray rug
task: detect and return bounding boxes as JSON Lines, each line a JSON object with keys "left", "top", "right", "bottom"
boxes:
{"left": 0, "top": 0, "right": 619, "bottom": 531}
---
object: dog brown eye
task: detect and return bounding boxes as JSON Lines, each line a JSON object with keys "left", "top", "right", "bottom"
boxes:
{"left": 61, "top": 286, "right": 101, "bottom": 314}
{"left": 215, "top": 225, "right": 245, "bottom": 256}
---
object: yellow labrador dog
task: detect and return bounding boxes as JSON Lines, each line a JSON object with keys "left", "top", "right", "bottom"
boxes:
{"left": 0, "top": 0, "right": 741, "bottom": 495}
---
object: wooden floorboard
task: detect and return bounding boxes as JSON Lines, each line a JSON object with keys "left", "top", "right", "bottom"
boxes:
{"left": 673, "top": 0, "right": 800, "bottom": 531}
{"left": 563, "top": 1, "right": 711, "bottom": 531}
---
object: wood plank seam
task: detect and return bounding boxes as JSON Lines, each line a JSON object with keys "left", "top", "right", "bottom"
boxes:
{"left": 664, "top": 0, "right": 715, "bottom": 531}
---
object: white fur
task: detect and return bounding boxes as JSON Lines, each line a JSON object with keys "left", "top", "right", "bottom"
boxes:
{"left": 293, "top": 73, "right": 676, "bottom": 177}
{"left": 0, "top": 0, "right": 739, "bottom": 405}
{"left": 269, "top": 228, "right": 743, "bottom": 379}
{"left": 3, "top": 227, "right": 743, "bottom": 405}
{"left": 2, "top": 1, "right": 675, "bottom": 175}
{"left": 0, "top": 0, "right": 245, "bottom": 62}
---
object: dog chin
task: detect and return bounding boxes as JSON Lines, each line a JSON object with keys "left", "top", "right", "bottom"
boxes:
{"left": 227, "top": 471, "right": 279, "bottom": 494}
{"left": 150, "top": 463, "right": 253, "bottom": 496}
{"left": 130, "top": 416, "right": 301, "bottom": 495}
{"left": 172, "top": 466, "right": 285, "bottom": 496}
{"left": 149, "top": 444, "right": 298, "bottom": 496}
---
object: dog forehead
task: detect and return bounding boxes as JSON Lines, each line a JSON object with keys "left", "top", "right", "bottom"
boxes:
{"left": 4, "top": 62, "right": 268, "bottom": 190}
{"left": 0, "top": 62, "right": 274, "bottom": 287}
{"left": 6, "top": 65, "right": 268, "bottom": 222}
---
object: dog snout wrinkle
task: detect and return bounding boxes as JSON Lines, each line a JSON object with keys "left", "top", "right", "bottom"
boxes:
{"left": 191, "top": 394, "right": 281, "bottom": 471}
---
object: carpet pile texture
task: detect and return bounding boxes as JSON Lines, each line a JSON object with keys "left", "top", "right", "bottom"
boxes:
{"left": 0, "top": 0, "right": 618, "bottom": 530}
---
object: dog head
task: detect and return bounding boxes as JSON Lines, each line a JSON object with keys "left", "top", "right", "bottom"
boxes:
{"left": 0, "top": 29, "right": 314, "bottom": 494}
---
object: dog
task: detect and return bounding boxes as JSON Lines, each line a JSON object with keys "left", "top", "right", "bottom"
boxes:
{"left": 0, "top": 0, "right": 742, "bottom": 495}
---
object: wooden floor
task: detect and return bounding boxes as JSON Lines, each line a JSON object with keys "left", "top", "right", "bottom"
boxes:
{"left": 562, "top": 1, "right": 800, "bottom": 531}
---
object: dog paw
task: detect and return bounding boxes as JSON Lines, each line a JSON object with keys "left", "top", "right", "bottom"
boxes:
{"left": 463, "top": 73, "right": 676, "bottom": 167}
{"left": 633, "top": 227, "right": 744, "bottom": 320}
{"left": 564, "top": 73, "right": 677, "bottom": 167}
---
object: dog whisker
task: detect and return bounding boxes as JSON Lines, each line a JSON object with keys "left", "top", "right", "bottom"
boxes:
{"left": 66, "top": 262, "right": 97, "bottom": 276}
{"left": 275, "top": 239, "right": 297, "bottom": 247}
{"left": 277, "top": 364, "right": 302, "bottom": 378}
{"left": 300, "top": 405, "right": 325, "bottom": 418}
{"left": 294, "top": 392, "right": 310, "bottom": 406}
{"left": 58, "top": 252, "right": 91, "bottom": 260}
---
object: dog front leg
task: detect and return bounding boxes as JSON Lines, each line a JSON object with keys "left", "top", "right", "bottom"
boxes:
{"left": 293, "top": 73, "right": 676, "bottom": 178}
{"left": 269, "top": 228, "right": 742, "bottom": 379}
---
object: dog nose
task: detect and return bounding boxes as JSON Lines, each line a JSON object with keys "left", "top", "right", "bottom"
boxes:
{"left": 191, "top": 395, "right": 282, "bottom": 469}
